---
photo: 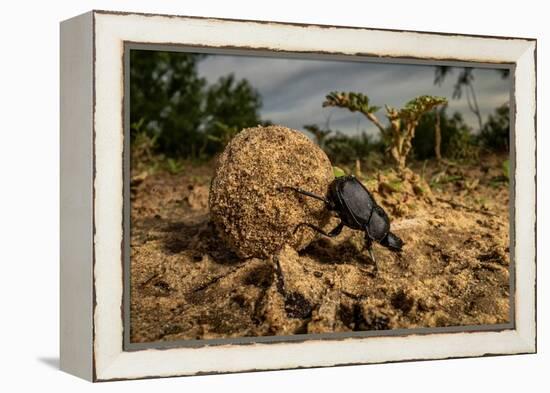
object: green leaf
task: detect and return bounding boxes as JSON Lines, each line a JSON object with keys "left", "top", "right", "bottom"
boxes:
{"left": 207, "top": 135, "right": 222, "bottom": 142}
{"left": 368, "top": 105, "right": 381, "bottom": 113}
{"left": 398, "top": 95, "right": 447, "bottom": 121}
{"left": 323, "top": 91, "right": 374, "bottom": 114}
{"left": 333, "top": 166, "right": 346, "bottom": 178}
{"left": 166, "top": 158, "right": 185, "bottom": 174}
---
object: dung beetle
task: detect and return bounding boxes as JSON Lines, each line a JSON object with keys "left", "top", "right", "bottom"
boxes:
{"left": 280, "top": 175, "right": 404, "bottom": 262}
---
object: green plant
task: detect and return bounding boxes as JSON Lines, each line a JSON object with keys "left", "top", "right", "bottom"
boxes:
{"left": 323, "top": 92, "right": 447, "bottom": 170}
{"left": 130, "top": 51, "right": 266, "bottom": 160}
{"left": 324, "top": 132, "right": 371, "bottom": 164}
{"left": 489, "top": 159, "right": 510, "bottom": 187}
{"left": 447, "top": 127, "right": 479, "bottom": 161}
{"left": 304, "top": 122, "right": 384, "bottom": 165}
{"left": 479, "top": 103, "right": 510, "bottom": 152}
{"left": 413, "top": 109, "right": 476, "bottom": 161}
{"left": 206, "top": 121, "right": 240, "bottom": 149}
{"left": 130, "top": 118, "right": 160, "bottom": 171}
{"left": 130, "top": 51, "right": 206, "bottom": 158}
{"left": 203, "top": 74, "right": 264, "bottom": 142}
{"left": 333, "top": 166, "right": 346, "bottom": 178}
{"left": 165, "top": 158, "right": 185, "bottom": 174}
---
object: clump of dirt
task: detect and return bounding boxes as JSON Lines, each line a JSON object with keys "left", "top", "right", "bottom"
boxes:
{"left": 209, "top": 125, "right": 334, "bottom": 258}
{"left": 130, "top": 154, "right": 510, "bottom": 343}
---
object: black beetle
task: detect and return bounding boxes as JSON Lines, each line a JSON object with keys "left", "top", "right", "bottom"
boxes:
{"left": 280, "top": 175, "right": 404, "bottom": 262}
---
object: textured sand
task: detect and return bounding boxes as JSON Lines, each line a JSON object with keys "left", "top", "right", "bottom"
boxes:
{"left": 129, "top": 155, "right": 510, "bottom": 343}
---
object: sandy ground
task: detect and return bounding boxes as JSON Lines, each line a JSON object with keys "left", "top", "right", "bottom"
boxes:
{"left": 129, "top": 155, "right": 510, "bottom": 343}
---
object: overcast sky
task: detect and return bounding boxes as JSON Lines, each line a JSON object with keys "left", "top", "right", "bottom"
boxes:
{"left": 197, "top": 54, "right": 511, "bottom": 138}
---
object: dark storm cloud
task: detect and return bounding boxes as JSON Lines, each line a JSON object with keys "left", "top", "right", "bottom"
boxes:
{"left": 197, "top": 54, "right": 511, "bottom": 138}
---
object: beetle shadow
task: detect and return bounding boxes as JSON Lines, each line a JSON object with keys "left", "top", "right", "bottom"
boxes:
{"left": 132, "top": 214, "right": 242, "bottom": 266}
{"left": 167, "top": 219, "right": 242, "bottom": 265}
{"left": 300, "top": 235, "right": 377, "bottom": 271}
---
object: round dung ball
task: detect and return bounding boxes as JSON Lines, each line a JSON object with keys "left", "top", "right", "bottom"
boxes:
{"left": 209, "top": 125, "right": 334, "bottom": 258}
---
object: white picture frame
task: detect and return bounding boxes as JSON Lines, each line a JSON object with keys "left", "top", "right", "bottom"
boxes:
{"left": 60, "top": 10, "right": 536, "bottom": 382}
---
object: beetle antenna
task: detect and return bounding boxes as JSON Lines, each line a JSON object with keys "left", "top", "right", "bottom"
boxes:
{"left": 277, "top": 186, "right": 330, "bottom": 205}
{"left": 364, "top": 236, "right": 376, "bottom": 263}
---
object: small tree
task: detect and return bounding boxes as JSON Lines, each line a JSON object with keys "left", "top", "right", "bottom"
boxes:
{"left": 323, "top": 92, "right": 447, "bottom": 170}
{"left": 204, "top": 74, "right": 263, "bottom": 136}
{"left": 130, "top": 51, "right": 266, "bottom": 160}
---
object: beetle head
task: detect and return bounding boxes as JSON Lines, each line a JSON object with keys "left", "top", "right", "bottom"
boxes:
{"left": 380, "top": 231, "right": 404, "bottom": 251}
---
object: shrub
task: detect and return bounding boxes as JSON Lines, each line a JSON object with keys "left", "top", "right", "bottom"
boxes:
{"left": 323, "top": 92, "right": 447, "bottom": 170}
{"left": 478, "top": 103, "right": 510, "bottom": 152}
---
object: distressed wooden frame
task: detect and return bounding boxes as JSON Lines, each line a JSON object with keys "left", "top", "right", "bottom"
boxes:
{"left": 60, "top": 10, "right": 537, "bottom": 382}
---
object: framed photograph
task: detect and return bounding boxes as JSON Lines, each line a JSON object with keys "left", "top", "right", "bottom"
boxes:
{"left": 60, "top": 10, "right": 536, "bottom": 382}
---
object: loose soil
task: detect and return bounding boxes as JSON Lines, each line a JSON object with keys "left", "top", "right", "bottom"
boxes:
{"left": 130, "top": 155, "right": 510, "bottom": 343}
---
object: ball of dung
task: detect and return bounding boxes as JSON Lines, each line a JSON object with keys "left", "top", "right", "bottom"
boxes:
{"left": 209, "top": 125, "right": 334, "bottom": 258}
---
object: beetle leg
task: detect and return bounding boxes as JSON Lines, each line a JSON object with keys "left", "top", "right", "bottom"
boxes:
{"left": 364, "top": 235, "right": 376, "bottom": 263}
{"left": 293, "top": 221, "right": 344, "bottom": 237}
{"left": 278, "top": 186, "right": 331, "bottom": 205}
{"left": 368, "top": 248, "right": 376, "bottom": 263}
